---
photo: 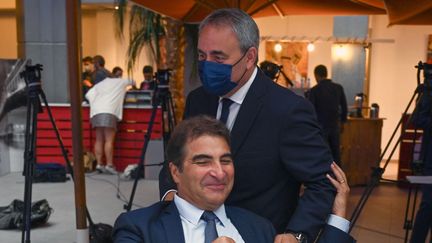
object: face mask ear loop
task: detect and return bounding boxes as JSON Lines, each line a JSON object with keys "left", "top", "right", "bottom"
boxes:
{"left": 232, "top": 47, "right": 251, "bottom": 67}
{"left": 231, "top": 48, "right": 251, "bottom": 84}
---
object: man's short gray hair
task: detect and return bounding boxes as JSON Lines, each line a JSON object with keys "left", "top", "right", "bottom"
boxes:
{"left": 199, "top": 8, "right": 260, "bottom": 54}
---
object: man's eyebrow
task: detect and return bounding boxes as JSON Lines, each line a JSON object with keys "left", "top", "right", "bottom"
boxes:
{"left": 197, "top": 49, "right": 228, "bottom": 57}
{"left": 191, "top": 154, "right": 212, "bottom": 161}
{"left": 220, "top": 153, "right": 233, "bottom": 159}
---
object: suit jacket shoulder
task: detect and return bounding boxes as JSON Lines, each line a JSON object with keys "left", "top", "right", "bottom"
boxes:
{"left": 113, "top": 201, "right": 185, "bottom": 243}
{"left": 226, "top": 206, "right": 276, "bottom": 243}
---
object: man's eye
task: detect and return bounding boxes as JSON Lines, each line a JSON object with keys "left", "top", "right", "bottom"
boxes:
{"left": 193, "top": 161, "right": 210, "bottom": 165}
{"left": 220, "top": 159, "right": 233, "bottom": 165}
{"left": 198, "top": 53, "right": 206, "bottom": 61}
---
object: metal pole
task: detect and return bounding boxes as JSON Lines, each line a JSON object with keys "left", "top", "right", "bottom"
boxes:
{"left": 65, "top": 0, "right": 89, "bottom": 242}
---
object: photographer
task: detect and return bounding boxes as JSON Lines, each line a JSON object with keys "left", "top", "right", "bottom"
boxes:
{"left": 410, "top": 71, "right": 432, "bottom": 243}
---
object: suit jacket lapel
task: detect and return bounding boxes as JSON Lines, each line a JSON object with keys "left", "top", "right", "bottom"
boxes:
{"left": 159, "top": 202, "right": 186, "bottom": 243}
{"left": 226, "top": 207, "right": 255, "bottom": 242}
{"left": 231, "top": 70, "right": 268, "bottom": 155}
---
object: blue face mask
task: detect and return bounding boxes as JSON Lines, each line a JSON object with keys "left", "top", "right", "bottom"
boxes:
{"left": 198, "top": 51, "right": 248, "bottom": 96}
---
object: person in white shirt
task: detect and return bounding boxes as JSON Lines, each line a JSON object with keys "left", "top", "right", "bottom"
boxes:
{"left": 85, "top": 77, "right": 134, "bottom": 174}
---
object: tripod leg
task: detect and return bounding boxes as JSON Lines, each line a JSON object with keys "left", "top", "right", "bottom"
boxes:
{"left": 22, "top": 96, "right": 39, "bottom": 243}
{"left": 349, "top": 88, "right": 421, "bottom": 232}
{"left": 125, "top": 101, "right": 160, "bottom": 211}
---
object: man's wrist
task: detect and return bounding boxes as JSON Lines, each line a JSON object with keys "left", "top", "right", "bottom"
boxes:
{"left": 285, "top": 231, "right": 307, "bottom": 243}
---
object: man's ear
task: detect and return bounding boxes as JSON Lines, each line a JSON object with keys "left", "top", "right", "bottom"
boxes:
{"left": 246, "top": 47, "right": 258, "bottom": 69}
{"left": 169, "top": 162, "right": 180, "bottom": 184}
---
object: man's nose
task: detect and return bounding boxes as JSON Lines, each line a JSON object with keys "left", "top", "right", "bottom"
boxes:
{"left": 209, "top": 162, "right": 225, "bottom": 178}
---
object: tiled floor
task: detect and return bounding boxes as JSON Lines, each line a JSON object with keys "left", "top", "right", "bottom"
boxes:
{"left": 346, "top": 160, "right": 426, "bottom": 243}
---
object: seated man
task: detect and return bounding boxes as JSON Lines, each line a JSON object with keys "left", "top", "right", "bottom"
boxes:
{"left": 113, "top": 116, "right": 354, "bottom": 243}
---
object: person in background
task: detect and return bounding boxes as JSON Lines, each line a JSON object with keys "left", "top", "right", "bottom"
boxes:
{"left": 81, "top": 56, "right": 94, "bottom": 100}
{"left": 92, "top": 55, "right": 111, "bottom": 85}
{"left": 112, "top": 66, "right": 123, "bottom": 78}
{"left": 85, "top": 76, "right": 135, "bottom": 174}
{"left": 139, "top": 65, "right": 155, "bottom": 90}
{"left": 410, "top": 84, "right": 432, "bottom": 243}
{"left": 159, "top": 8, "right": 335, "bottom": 243}
{"left": 307, "top": 65, "right": 348, "bottom": 165}
{"left": 115, "top": 116, "right": 355, "bottom": 243}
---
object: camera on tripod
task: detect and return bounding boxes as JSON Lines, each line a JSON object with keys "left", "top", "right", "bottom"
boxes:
{"left": 154, "top": 69, "right": 171, "bottom": 90}
{"left": 259, "top": 61, "right": 282, "bottom": 81}
{"left": 20, "top": 64, "right": 43, "bottom": 96}
{"left": 416, "top": 62, "right": 432, "bottom": 86}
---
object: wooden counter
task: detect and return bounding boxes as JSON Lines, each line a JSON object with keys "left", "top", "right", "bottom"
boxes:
{"left": 340, "top": 118, "right": 384, "bottom": 186}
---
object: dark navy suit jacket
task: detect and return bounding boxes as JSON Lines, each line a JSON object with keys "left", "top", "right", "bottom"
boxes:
{"left": 159, "top": 69, "right": 336, "bottom": 240}
{"left": 112, "top": 201, "right": 355, "bottom": 243}
{"left": 112, "top": 201, "right": 276, "bottom": 243}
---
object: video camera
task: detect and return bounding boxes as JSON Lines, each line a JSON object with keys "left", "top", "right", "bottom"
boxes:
{"left": 259, "top": 61, "right": 282, "bottom": 81}
{"left": 154, "top": 69, "right": 171, "bottom": 90}
{"left": 416, "top": 62, "right": 432, "bottom": 87}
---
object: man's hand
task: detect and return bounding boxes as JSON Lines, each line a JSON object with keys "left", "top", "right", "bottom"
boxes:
{"left": 212, "top": 236, "right": 235, "bottom": 243}
{"left": 273, "top": 233, "right": 298, "bottom": 243}
{"left": 163, "top": 191, "right": 176, "bottom": 201}
{"left": 326, "top": 162, "right": 350, "bottom": 218}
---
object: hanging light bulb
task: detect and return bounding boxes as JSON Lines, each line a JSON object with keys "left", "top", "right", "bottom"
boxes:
{"left": 274, "top": 43, "right": 282, "bottom": 53}
{"left": 307, "top": 42, "right": 315, "bottom": 52}
{"left": 335, "top": 44, "right": 347, "bottom": 57}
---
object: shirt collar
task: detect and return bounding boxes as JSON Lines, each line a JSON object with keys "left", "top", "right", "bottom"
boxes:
{"left": 174, "top": 194, "right": 228, "bottom": 227}
{"left": 222, "top": 67, "right": 257, "bottom": 105}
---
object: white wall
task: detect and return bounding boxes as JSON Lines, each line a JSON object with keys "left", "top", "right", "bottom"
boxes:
{"left": 82, "top": 9, "right": 154, "bottom": 83}
{"left": 369, "top": 15, "right": 432, "bottom": 158}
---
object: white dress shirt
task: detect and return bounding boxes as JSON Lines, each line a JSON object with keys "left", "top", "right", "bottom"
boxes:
{"left": 327, "top": 214, "right": 350, "bottom": 233}
{"left": 216, "top": 67, "right": 258, "bottom": 131}
{"left": 174, "top": 194, "right": 245, "bottom": 243}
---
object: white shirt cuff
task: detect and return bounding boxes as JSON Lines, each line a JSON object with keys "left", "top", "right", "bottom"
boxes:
{"left": 161, "top": 189, "right": 177, "bottom": 201}
{"left": 327, "top": 214, "right": 350, "bottom": 233}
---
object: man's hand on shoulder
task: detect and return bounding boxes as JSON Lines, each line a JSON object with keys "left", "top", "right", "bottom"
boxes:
{"left": 163, "top": 191, "right": 176, "bottom": 201}
{"left": 273, "top": 233, "right": 298, "bottom": 243}
{"left": 212, "top": 236, "right": 235, "bottom": 243}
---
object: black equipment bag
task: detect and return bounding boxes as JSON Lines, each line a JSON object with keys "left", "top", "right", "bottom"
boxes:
{"left": 0, "top": 199, "right": 52, "bottom": 229}
{"left": 89, "top": 222, "right": 113, "bottom": 243}
{"left": 34, "top": 163, "right": 68, "bottom": 183}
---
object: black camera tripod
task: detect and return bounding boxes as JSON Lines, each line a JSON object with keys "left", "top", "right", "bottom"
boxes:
{"left": 124, "top": 70, "right": 176, "bottom": 211}
{"left": 20, "top": 64, "right": 109, "bottom": 243}
{"left": 349, "top": 61, "right": 432, "bottom": 234}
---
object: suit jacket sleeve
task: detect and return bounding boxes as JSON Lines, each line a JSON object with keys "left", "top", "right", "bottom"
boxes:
{"left": 113, "top": 213, "right": 145, "bottom": 243}
{"left": 318, "top": 225, "right": 355, "bottom": 243}
{"left": 281, "top": 97, "right": 336, "bottom": 240}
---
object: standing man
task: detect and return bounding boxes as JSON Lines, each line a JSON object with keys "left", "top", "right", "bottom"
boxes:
{"left": 160, "top": 8, "right": 336, "bottom": 242}
{"left": 92, "top": 55, "right": 111, "bottom": 85}
{"left": 308, "top": 65, "right": 348, "bottom": 165}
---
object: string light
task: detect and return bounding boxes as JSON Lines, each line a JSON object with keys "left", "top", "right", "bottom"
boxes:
{"left": 307, "top": 42, "right": 315, "bottom": 52}
{"left": 274, "top": 43, "right": 282, "bottom": 53}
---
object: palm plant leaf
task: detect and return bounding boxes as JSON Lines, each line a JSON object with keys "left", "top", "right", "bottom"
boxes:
{"left": 114, "top": 0, "right": 166, "bottom": 74}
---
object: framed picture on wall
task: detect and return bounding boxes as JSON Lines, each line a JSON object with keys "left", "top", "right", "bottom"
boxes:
{"left": 264, "top": 41, "right": 308, "bottom": 88}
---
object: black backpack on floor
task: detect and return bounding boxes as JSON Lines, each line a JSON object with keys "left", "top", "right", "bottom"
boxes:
{"left": 0, "top": 199, "right": 52, "bottom": 229}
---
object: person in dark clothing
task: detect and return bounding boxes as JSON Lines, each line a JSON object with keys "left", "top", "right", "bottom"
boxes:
{"left": 139, "top": 65, "right": 156, "bottom": 90}
{"left": 81, "top": 56, "right": 94, "bottom": 101}
{"left": 92, "top": 55, "right": 111, "bottom": 85}
{"left": 410, "top": 85, "right": 432, "bottom": 243}
{"left": 307, "top": 65, "right": 348, "bottom": 165}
